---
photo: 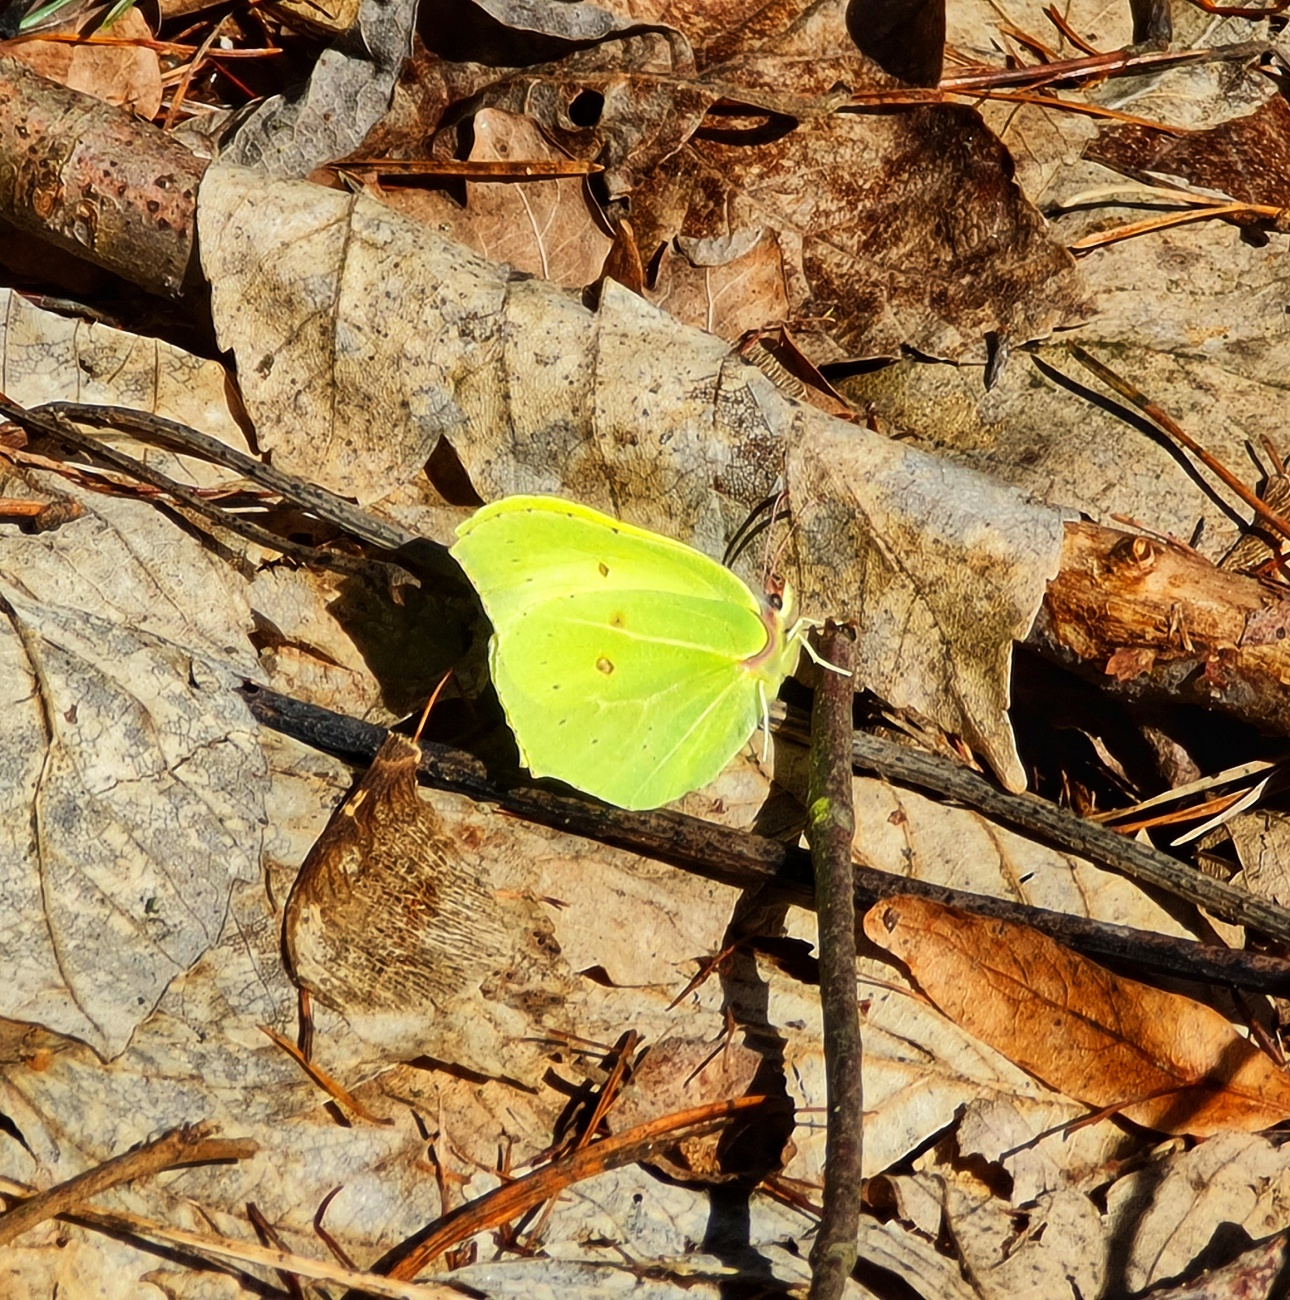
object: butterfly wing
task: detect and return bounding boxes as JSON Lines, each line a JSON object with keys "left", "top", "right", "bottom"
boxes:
{"left": 452, "top": 496, "right": 798, "bottom": 809}
{"left": 452, "top": 496, "right": 763, "bottom": 621}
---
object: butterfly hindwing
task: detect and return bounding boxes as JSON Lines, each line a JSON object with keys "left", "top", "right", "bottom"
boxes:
{"left": 489, "top": 589, "right": 767, "bottom": 808}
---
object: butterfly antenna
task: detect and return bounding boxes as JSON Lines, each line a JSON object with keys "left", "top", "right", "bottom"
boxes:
{"left": 412, "top": 670, "right": 454, "bottom": 744}
{"left": 723, "top": 494, "right": 780, "bottom": 568}
{"left": 753, "top": 488, "right": 801, "bottom": 600}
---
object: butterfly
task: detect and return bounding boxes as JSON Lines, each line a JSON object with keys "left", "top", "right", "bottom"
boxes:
{"left": 451, "top": 494, "right": 818, "bottom": 810}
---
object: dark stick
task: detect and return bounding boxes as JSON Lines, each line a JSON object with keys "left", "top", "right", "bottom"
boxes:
{"left": 777, "top": 705, "right": 1290, "bottom": 948}
{"left": 0, "top": 399, "right": 462, "bottom": 585}
{"left": 237, "top": 683, "right": 1290, "bottom": 994}
{"left": 806, "top": 626, "right": 861, "bottom": 1300}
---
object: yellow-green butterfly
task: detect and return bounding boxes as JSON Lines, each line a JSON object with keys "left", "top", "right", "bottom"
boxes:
{"left": 451, "top": 494, "right": 811, "bottom": 810}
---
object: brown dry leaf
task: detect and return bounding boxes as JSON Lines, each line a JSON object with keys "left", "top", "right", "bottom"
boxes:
{"left": 851, "top": 11, "right": 1290, "bottom": 568}
{"left": 646, "top": 230, "right": 789, "bottom": 344}
{"left": 382, "top": 108, "right": 612, "bottom": 288}
{"left": 1085, "top": 92, "right": 1290, "bottom": 209}
{"left": 458, "top": 0, "right": 1088, "bottom": 362}
{"left": 863, "top": 895, "right": 1290, "bottom": 1136}
{"left": 284, "top": 731, "right": 573, "bottom": 1083}
{"left": 5, "top": 11, "right": 162, "bottom": 120}
{"left": 604, "top": 1034, "right": 767, "bottom": 1181}
{"left": 628, "top": 100, "right": 1087, "bottom": 364}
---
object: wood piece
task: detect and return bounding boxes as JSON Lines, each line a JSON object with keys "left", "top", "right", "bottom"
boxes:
{"left": 1033, "top": 519, "right": 1290, "bottom": 737}
{"left": 0, "top": 55, "right": 205, "bottom": 295}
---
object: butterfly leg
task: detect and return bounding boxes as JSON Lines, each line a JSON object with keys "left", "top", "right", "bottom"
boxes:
{"left": 758, "top": 681, "right": 772, "bottom": 762}
{"left": 792, "top": 619, "right": 854, "bottom": 678}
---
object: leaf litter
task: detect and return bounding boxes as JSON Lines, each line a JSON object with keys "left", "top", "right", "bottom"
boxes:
{"left": 6, "top": 0, "right": 1290, "bottom": 1295}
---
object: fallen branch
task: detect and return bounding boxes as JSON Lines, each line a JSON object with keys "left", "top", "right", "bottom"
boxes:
{"left": 239, "top": 683, "right": 1290, "bottom": 985}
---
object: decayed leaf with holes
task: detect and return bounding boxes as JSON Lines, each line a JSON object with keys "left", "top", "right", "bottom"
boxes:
{"left": 864, "top": 896, "right": 1290, "bottom": 1135}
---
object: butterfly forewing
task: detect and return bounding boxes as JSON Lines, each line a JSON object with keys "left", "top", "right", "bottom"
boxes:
{"left": 452, "top": 496, "right": 764, "bottom": 625}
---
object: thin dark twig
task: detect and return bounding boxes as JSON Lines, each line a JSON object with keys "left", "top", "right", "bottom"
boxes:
{"left": 1065, "top": 347, "right": 1290, "bottom": 544}
{"left": 0, "top": 398, "right": 462, "bottom": 583}
{"left": 806, "top": 625, "right": 861, "bottom": 1300}
{"left": 238, "top": 683, "right": 1290, "bottom": 990}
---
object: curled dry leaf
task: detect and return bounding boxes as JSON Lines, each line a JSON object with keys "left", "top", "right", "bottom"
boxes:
{"left": 863, "top": 895, "right": 1290, "bottom": 1136}
{"left": 284, "top": 732, "right": 573, "bottom": 1084}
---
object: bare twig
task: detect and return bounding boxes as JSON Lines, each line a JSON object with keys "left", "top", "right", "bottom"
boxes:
{"left": 0, "top": 1123, "right": 255, "bottom": 1247}
{"left": 238, "top": 684, "right": 1290, "bottom": 988}
{"left": 806, "top": 624, "right": 861, "bottom": 1300}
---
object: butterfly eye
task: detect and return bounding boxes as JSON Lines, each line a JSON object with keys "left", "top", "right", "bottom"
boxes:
{"left": 768, "top": 593, "right": 783, "bottom": 611}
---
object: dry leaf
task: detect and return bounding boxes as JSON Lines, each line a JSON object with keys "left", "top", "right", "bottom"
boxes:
{"left": 0, "top": 442, "right": 264, "bottom": 1066}
{"left": 942, "top": 1180, "right": 1106, "bottom": 1300}
{"left": 1086, "top": 93, "right": 1290, "bottom": 209}
{"left": 628, "top": 101, "right": 1087, "bottom": 364}
{"left": 647, "top": 230, "right": 790, "bottom": 344}
{"left": 787, "top": 413, "right": 1068, "bottom": 792}
{"left": 605, "top": 1034, "right": 768, "bottom": 1181}
{"left": 863, "top": 895, "right": 1290, "bottom": 1135}
{"left": 284, "top": 731, "right": 572, "bottom": 1082}
{"left": 0, "top": 289, "right": 250, "bottom": 479}
{"left": 956, "top": 1095, "right": 1126, "bottom": 1205}
{"left": 385, "top": 108, "right": 613, "bottom": 288}
{"left": 458, "top": 0, "right": 1088, "bottom": 363}
{"left": 1144, "top": 1232, "right": 1290, "bottom": 1300}
{"left": 221, "top": 0, "right": 417, "bottom": 175}
{"left": 6, "top": 11, "right": 162, "bottom": 120}
{"left": 1103, "top": 1132, "right": 1290, "bottom": 1292}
